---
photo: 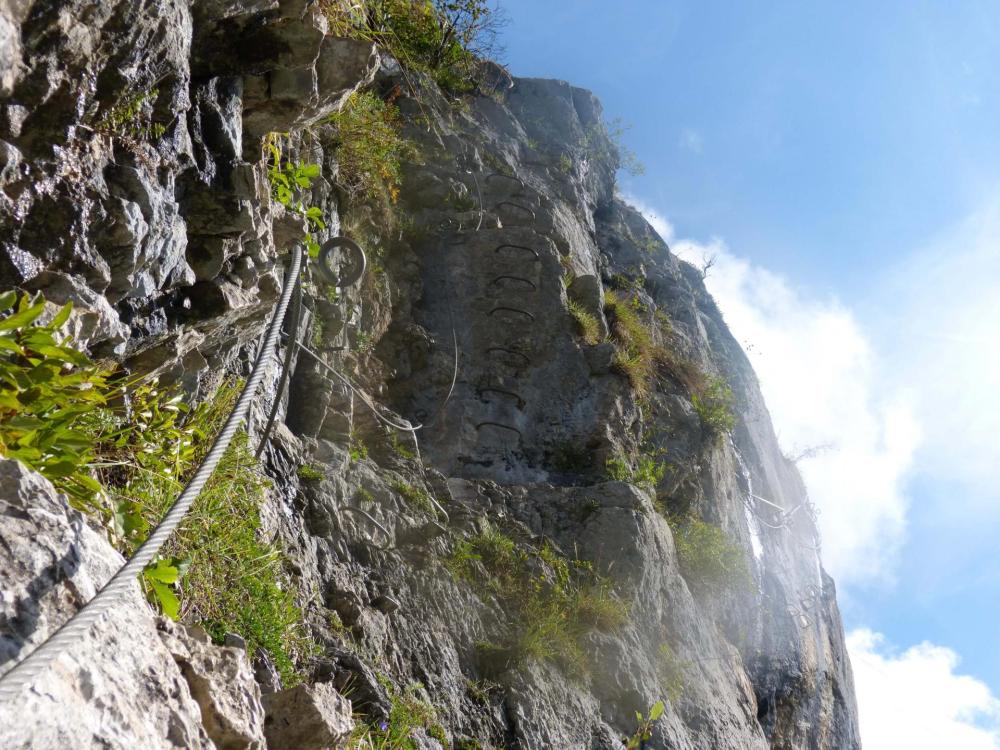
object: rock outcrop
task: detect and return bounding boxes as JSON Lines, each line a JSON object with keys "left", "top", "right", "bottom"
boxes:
{"left": 0, "top": 2, "right": 861, "bottom": 749}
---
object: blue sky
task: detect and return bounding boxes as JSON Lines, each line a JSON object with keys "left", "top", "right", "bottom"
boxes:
{"left": 499, "top": 1, "right": 1000, "bottom": 746}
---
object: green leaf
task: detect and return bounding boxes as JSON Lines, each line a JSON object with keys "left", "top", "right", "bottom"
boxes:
{"left": 0, "top": 301, "right": 46, "bottom": 332}
{"left": 144, "top": 558, "right": 180, "bottom": 584}
{"left": 149, "top": 579, "right": 180, "bottom": 619}
{"left": 649, "top": 701, "right": 665, "bottom": 721}
{"left": 49, "top": 302, "right": 74, "bottom": 330}
{"left": 299, "top": 163, "right": 321, "bottom": 179}
{"left": 0, "top": 290, "right": 17, "bottom": 312}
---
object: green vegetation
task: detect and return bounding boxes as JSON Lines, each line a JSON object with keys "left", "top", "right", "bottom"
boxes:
{"left": 626, "top": 701, "right": 665, "bottom": 750}
{"left": 392, "top": 478, "right": 436, "bottom": 515}
{"left": 604, "top": 290, "right": 662, "bottom": 394}
{"left": 583, "top": 118, "right": 644, "bottom": 177}
{"left": 447, "top": 523, "right": 626, "bottom": 677}
{"left": 0, "top": 293, "right": 113, "bottom": 510}
{"left": 298, "top": 463, "right": 326, "bottom": 481}
{"left": 667, "top": 515, "right": 749, "bottom": 595}
{"left": 324, "top": 0, "right": 506, "bottom": 93}
{"left": 350, "top": 430, "right": 370, "bottom": 463}
{"left": 96, "top": 88, "right": 165, "bottom": 141}
{"left": 265, "top": 133, "right": 326, "bottom": 258}
{"left": 389, "top": 431, "right": 417, "bottom": 460}
{"left": 604, "top": 451, "right": 667, "bottom": 490}
{"left": 0, "top": 294, "right": 310, "bottom": 684}
{"left": 691, "top": 376, "right": 736, "bottom": 441}
{"left": 325, "top": 91, "right": 413, "bottom": 202}
{"left": 657, "top": 643, "right": 685, "bottom": 703}
{"left": 567, "top": 299, "right": 601, "bottom": 345}
{"left": 350, "top": 679, "right": 445, "bottom": 749}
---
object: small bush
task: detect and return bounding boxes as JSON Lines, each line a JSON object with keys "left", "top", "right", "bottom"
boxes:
{"left": 96, "top": 88, "right": 165, "bottom": 141}
{"left": 324, "top": 0, "right": 506, "bottom": 93}
{"left": 392, "top": 478, "right": 436, "bottom": 515}
{"left": 0, "top": 293, "right": 113, "bottom": 511}
{"left": 605, "top": 451, "right": 666, "bottom": 490}
{"left": 668, "top": 515, "right": 749, "bottom": 595}
{"left": 326, "top": 91, "right": 413, "bottom": 202}
{"left": 567, "top": 299, "right": 601, "bottom": 345}
{"left": 298, "top": 463, "right": 326, "bottom": 481}
{"left": 447, "top": 525, "right": 626, "bottom": 677}
{"left": 692, "top": 376, "right": 736, "bottom": 441}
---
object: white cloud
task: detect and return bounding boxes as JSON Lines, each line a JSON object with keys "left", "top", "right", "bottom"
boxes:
{"left": 623, "top": 194, "right": 920, "bottom": 585}
{"left": 879, "top": 195, "right": 1000, "bottom": 494}
{"left": 848, "top": 629, "right": 1000, "bottom": 749}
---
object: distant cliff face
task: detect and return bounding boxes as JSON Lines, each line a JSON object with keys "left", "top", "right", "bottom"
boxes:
{"left": 0, "top": 2, "right": 859, "bottom": 749}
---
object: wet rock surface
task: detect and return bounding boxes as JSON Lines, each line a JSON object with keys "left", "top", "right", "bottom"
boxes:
{"left": 0, "top": 2, "right": 859, "bottom": 748}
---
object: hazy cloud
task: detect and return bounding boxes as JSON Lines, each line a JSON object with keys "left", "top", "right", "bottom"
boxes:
{"left": 848, "top": 629, "right": 1000, "bottom": 749}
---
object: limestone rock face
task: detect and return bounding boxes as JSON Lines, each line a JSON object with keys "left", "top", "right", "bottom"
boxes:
{"left": 0, "top": 2, "right": 859, "bottom": 748}
{"left": 262, "top": 682, "right": 354, "bottom": 750}
{"left": 0, "top": 457, "right": 214, "bottom": 750}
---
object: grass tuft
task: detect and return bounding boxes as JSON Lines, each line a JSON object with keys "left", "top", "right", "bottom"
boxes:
{"left": 447, "top": 524, "right": 626, "bottom": 677}
{"left": 567, "top": 299, "right": 601, "bottom": 345}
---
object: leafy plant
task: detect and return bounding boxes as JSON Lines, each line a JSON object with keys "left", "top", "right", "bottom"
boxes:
{"left": 691, "top": 376, "right": 736, "bottom": 441}
{"left": 668, "top": 515, "right": 750, "bottom": 595}
{"left": 0, "top": 295, "right": 312, "bottom": 683}
{"left": 625, "top": 701, "right": 665, "bottom": 750}
{"left": 265, "top": 133, "right": 326, "bottom": 258}
{"left": 298, "top": 463, "right": 326, "bottom": 481}
{"left": 0, "top": 293, "right": 110, "bottom": 510}
{"left": 96, "top": 88, "right": 165, "bottom": 141}
{"left": 350, "top": 430, "right": 370, "bottom": 463}
{"left": 325, "top": 91, "right": 412, "bottom": 202}
{"left": 567, "top": 299, "right": 601, "bottom": 345}
{"left": 584, "top": 117, "right": 644, "bottom": 177}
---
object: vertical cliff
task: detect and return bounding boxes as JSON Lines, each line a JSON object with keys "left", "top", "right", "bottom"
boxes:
{"left": 0, "top": 2, "right": 860, "bottom": 748}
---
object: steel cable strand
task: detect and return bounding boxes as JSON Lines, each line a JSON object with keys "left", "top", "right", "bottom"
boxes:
{"left": 294, "top": 341, "right": 450, "bottom": 524}
{"left": 255, "top": 273, "right": 303, "bottom": 459}
{"left": 0, "top": 247, "right": 304, "bottom": 701}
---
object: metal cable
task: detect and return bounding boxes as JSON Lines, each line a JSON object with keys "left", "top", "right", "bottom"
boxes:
{"left": 294, "top": 341, "right": 451, "bottom": 524}
{"left": 255, "top": 274, "right": 302, "bottom": 459}
{"left": 0, "top": 247, "right": 304, "bottom": 700}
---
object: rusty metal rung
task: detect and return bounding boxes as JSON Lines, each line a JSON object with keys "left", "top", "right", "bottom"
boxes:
{"left": 478, "top": 387, "right": 526, "bottom": 410}
{"left": 489, "top": 275, "right": 536, "bottom": 290}
{"left": 494, "top": 244, "right": 540, "bottom": 260}
{"left": 495, "top": 201, "right": 536, "bottom": 221}
{"left": 488, "top": 306, "right": 534, "bottom": 321}
{"left": 475, "top": 421, "right": 522, "bottom": 437}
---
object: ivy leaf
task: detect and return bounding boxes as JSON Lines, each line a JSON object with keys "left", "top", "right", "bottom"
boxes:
{"left": 148, "top": 579, "right": 180, "bottom": 620}
{"left": 649, "top": 701, "right": 665, "bottom": 721}
{"left": 144, "top": 558, "right": 180, "bottom": 584}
